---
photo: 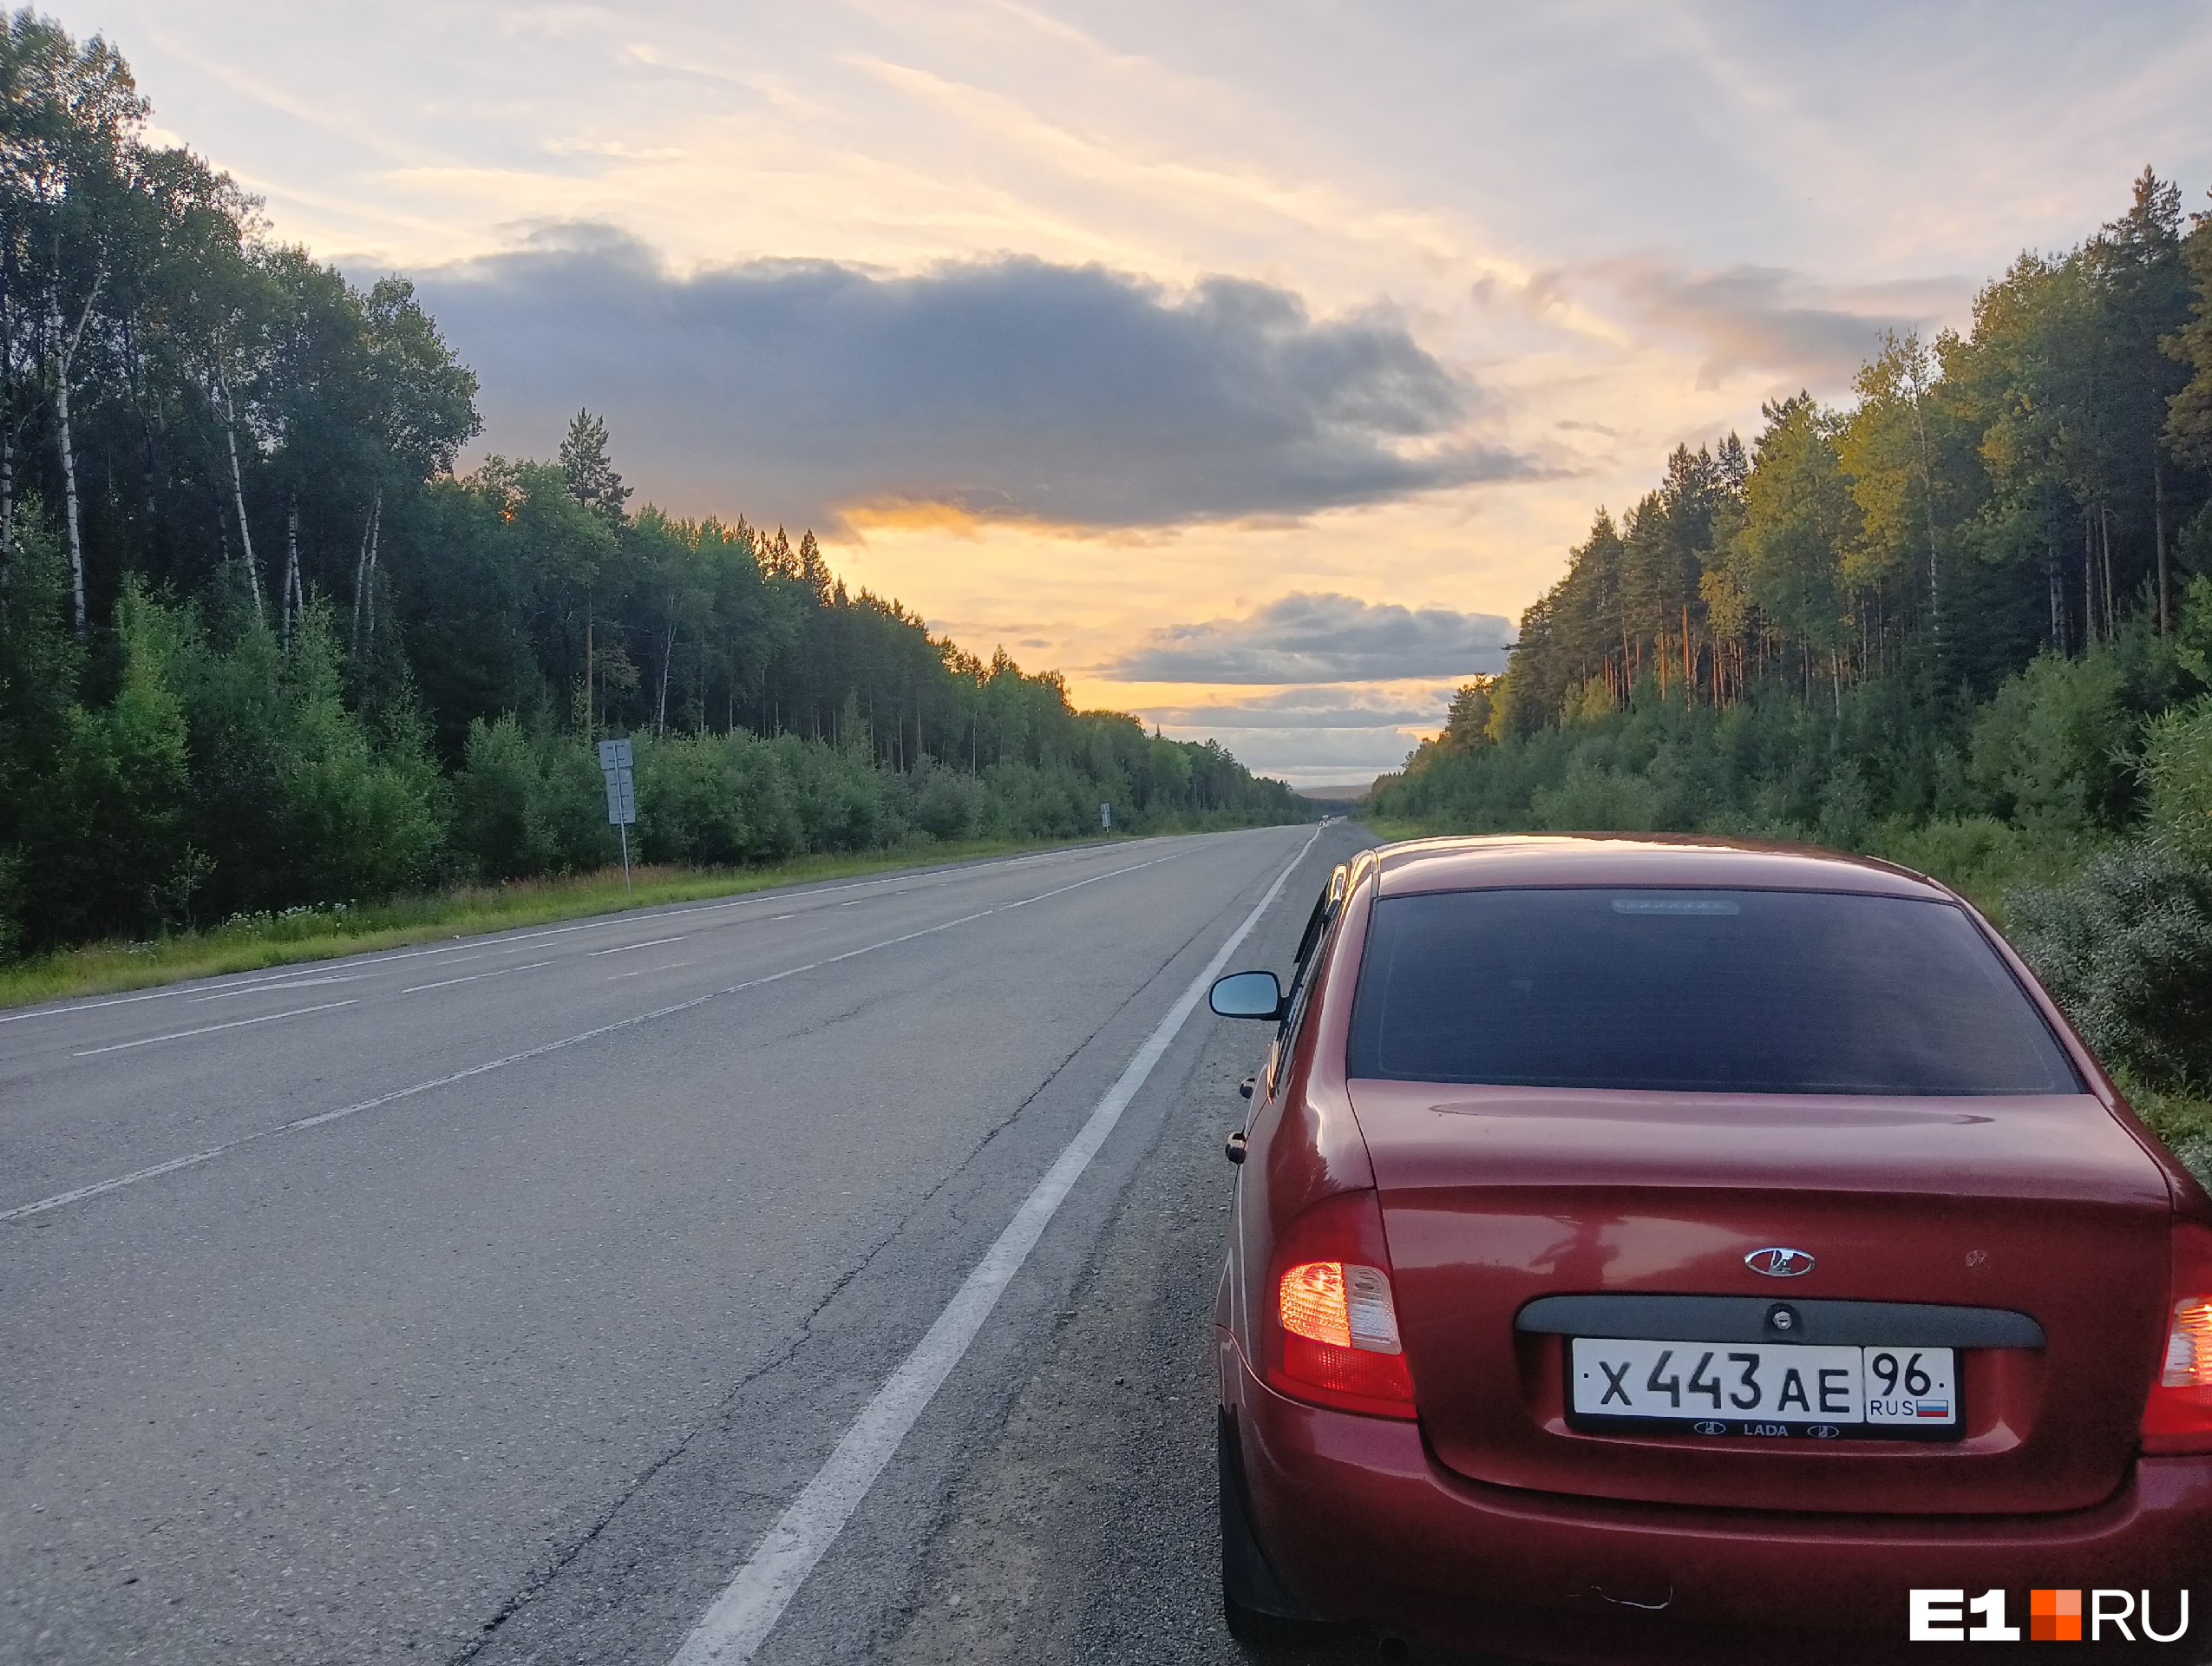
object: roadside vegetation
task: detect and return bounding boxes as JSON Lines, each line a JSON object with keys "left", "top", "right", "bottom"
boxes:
{"left": 0, "top": 13, "right": 1306, "bottom": 989}
{"left": 1372, "top": 171, "right": 2212, "bottom": 1159}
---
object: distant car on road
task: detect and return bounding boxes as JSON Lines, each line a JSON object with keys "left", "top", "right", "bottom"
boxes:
{"left": 1208, "top": 835, "right": 2212, "bottom": 1663}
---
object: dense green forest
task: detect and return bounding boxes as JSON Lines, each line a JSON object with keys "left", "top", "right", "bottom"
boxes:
{"left": 0, "top": 13, "right": 1302, "bottom": 959}
{"left": 1375, "top": 170, "right": 2212, "bottom": 1108}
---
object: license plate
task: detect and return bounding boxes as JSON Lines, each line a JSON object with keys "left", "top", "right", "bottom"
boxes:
{"left": 1567, "top": 1336, "right": 1959, "bottom": 1439}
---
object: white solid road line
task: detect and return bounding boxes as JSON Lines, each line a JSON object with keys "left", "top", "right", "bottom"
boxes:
{"left": 400, "top": 960, "right": 556, "bottom": 995}
{"left": 0, "top": 850, "right": 1193, "bottom": 1225}
{"left": 0, "top": 838, "right": 1154, "bottom": 1030}
{"left": 587, "top": 935, "right": 686, "bottom": 957}
{"left": 665, "top": 825, "right": 1322, "bottom": 1666}
{"left": 0, "top": 962, "right": 379, "bottom": 1026}
{"left": 70, "top": 1000, "right": 362, "bottom": 1059}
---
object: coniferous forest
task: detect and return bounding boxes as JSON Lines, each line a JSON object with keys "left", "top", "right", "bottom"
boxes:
{"left": 1374, "top": 170, "right": 2212, "bottom": 1116}
{"left": 0, "top": 14, "right": 1304, "bottom": 961}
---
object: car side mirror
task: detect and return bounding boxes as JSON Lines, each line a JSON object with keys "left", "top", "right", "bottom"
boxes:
{"left": 1209, "top": 969, "right": 1285, "bottom": 1021}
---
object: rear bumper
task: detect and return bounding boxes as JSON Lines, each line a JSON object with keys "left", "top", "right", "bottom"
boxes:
{"left": 1221, "top": 1330, "right": 2212, "bottom": 1663}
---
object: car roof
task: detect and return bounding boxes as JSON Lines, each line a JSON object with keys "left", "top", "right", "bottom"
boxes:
{"left": 1370, "top": 834, "right": 1952, "bottom": 902}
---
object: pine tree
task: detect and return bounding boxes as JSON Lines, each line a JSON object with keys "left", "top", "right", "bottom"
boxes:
{"left": 558, "top": 408, "right": 630, "bottom": 528}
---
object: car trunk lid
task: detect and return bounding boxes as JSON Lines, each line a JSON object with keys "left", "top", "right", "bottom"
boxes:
{"left": 1351, "top": 1080, "right": 2174, "bottom": 1516}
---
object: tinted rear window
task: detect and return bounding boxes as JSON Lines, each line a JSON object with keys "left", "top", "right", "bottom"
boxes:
{"left": 1347, "top": 888, "right": 2080, "bottom": 1095}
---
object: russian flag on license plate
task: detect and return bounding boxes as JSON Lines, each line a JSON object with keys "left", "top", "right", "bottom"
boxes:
{"left": 1915, "top": 1401, "right": 1951, "bottom": 1418}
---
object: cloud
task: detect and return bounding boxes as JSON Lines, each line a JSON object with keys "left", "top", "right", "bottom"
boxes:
{"left": 1146, "top": 721, "right": 1418, "bottom": 786}
{"left": 1143, "top": 685, "right": 1450, "bottom": 730}
{"left": 409, "top": 225, "right": 1537, "bottom": 530}
{"left": 1587, "top": 259, "right": 1969, "bottom": 390}
{"left": 1108, "top": 592, "right": 1512, "bottom": 684}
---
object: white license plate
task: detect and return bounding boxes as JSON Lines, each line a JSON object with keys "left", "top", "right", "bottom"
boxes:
{"left": 1568, "top": 1336, "right": 1958, "bottom": 1436}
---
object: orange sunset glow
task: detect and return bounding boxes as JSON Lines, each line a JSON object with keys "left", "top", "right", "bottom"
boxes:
{"left": 75, "top": 0, "right": 2212, "bottom": 784}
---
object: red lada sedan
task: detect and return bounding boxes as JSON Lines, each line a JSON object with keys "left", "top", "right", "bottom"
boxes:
{"left": 1208, "top": 836, "right": 2212, "bottom": 1663}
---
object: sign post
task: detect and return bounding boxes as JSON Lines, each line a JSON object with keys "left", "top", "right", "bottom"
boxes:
{"left": 1100, "top": 802, "right": 1111, "bottom": 830}
{"left": 598, "top": 738, "right": 637, "bottom": 891}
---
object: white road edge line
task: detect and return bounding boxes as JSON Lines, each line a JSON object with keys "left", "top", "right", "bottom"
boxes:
{"left": 70, "top": 1000, "right": 361, "bottom": 1058}
{"left": 0, "top": 838, "right": 1160, "bottom": 1027}
{"left": 0, "top": 850, "right": 1194, "bottom": 1225}
{"left": 666, "top": 824, "right": 1323, "bottom": 1666}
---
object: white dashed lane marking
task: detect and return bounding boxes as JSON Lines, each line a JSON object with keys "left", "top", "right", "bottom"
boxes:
{"left": 71, "top": 1000, "right": 362, "bottom": 1059}
{"left": 401, "top": 961, "right": 555, "bottom": 995}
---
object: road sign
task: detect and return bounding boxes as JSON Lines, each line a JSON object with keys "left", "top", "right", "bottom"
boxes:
{"left": 603, "top": 771, "right": 636, "bottom": 823}
{"left": 598, "top": 738, "right": 637, "bottom": 827}
{"left": 599, "top": 737, "right": 638, "bottom": 890}
{"left": 1100, "top": 802, "right": 1111, "bottom": 829}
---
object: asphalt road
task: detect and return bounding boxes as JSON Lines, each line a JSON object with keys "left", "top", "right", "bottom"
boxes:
{"left": 1, "top": 821, "right": 1457, "bottom": 1666}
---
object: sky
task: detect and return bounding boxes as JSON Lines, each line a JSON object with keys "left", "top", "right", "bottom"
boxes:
{"left": 56, "top": 0, "right": 2212, "bottom": 784}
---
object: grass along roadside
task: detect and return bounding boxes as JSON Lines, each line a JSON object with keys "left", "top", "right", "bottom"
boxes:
{"left": 0, "top": 834, "right": 1129, "bottom": 1010}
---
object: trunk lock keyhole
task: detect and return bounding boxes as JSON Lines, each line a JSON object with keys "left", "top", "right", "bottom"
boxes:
{"left": 1767, "top": 1303, "right": 1800, "bottom": 1335}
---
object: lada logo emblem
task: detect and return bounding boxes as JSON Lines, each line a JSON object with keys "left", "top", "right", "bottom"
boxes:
{"left": 1745, "top": 1246, "right": 1815, "bottom": 1277}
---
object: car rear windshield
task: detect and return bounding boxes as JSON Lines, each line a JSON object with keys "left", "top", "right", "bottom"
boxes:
{"left": 1346, "top": 887, "right": 2081, "bottom": 1095}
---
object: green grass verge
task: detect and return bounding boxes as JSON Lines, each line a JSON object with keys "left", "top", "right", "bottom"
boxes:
{"left": 0, "top": 835, "right": 1126, "bottom": 1010}
{"left": 2121, "top": 1072, "right": 2212, "bottom": 1190}
{"left": 1356, "top": 817, "right": 1428, "bottom": 843}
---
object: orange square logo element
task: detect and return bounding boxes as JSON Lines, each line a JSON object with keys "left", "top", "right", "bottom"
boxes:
{"left": 2031, "top": 1589, "right": 2084, "bottom": 1642}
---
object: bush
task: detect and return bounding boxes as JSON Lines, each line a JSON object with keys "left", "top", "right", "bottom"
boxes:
{"left": 540, "top": 737, "right": 620, "bottom": 871}
{"left": 1860, "top": 815, "right": 2086, "bottom": 920}
{"left": 978, "top": 761, "right": 1088, "bottom": 840}
{"left": 1528, "top": 760, "right": 1673, "bottom": 831}
{"left": 1967, "top": 647, "right": 2134, "bottom": 834}
{"left": 774, "top": 735, "right": 905, "bottom": 850}
{"left": 27, "top": 584, "right": 192, "bottom": 941}
{"left": 2142, "top": 697, "right": 2212, "bottom": 869}
{"left": 454, "top": 716, "right": 551, "bottom": 880}
{"left": 908, "top": 763, "right": 985, "bottom": 841}
{"left": 172, "top": 602, "right": 446, "bottom": 915}
{"left": 2008, "top": 842, "right": 2212, "bottom": 1089}
{"left": 637, "top": 731, "right": 802, "bottom": 866}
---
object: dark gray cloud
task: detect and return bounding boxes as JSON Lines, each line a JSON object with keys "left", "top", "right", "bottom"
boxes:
{"left": 1109, "top": 592, "right": 1512, "bottom": 684}
{"left": 410, "top": 225, "right": 1535, "bottom": 529}
{"left": 1592, "top": 260, "right": 1968, "bottom": 390}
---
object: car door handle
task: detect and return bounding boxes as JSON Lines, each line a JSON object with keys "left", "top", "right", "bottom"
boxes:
{"left": 1224, "top": 1131, "right": 1247, "bottom": 1164}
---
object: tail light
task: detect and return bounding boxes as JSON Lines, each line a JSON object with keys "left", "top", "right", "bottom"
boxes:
{"left": 2142, "top": 1224, "right": 2212, "bottom": 1454}
{"left": 1264, "top": 1189, "right": 1417, "bottom": 1419}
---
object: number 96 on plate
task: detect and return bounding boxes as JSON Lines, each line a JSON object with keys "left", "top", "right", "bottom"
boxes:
{"left": 1567, "top": 1336, "right": 1959, "bottom": 1438}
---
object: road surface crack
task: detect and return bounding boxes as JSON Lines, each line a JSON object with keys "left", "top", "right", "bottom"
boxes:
{"left": 443, "top": 876, "right": 1254, "bottom": 1664}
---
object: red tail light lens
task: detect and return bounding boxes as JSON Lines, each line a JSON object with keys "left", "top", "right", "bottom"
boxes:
{"left": 2143, "top": 1226, "right": 2212, "bottom": 1454}
{"left": 1265, "top": 1190, "right": 1417, "bottom": 1419}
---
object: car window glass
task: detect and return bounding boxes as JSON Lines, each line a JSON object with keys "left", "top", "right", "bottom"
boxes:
{"left": 1346, "top": 887, "right": 2081, "bottom": 1096}
{"left": 1266, "top": 881, "right": 1340, "bottom": 1096}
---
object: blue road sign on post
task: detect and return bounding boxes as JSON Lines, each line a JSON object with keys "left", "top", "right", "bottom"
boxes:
{"left": 598, "top": 738, "right": 637, "bottom": 889}
{"left": 1100, "top": 802, "right": 1111, "bottom": 830}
